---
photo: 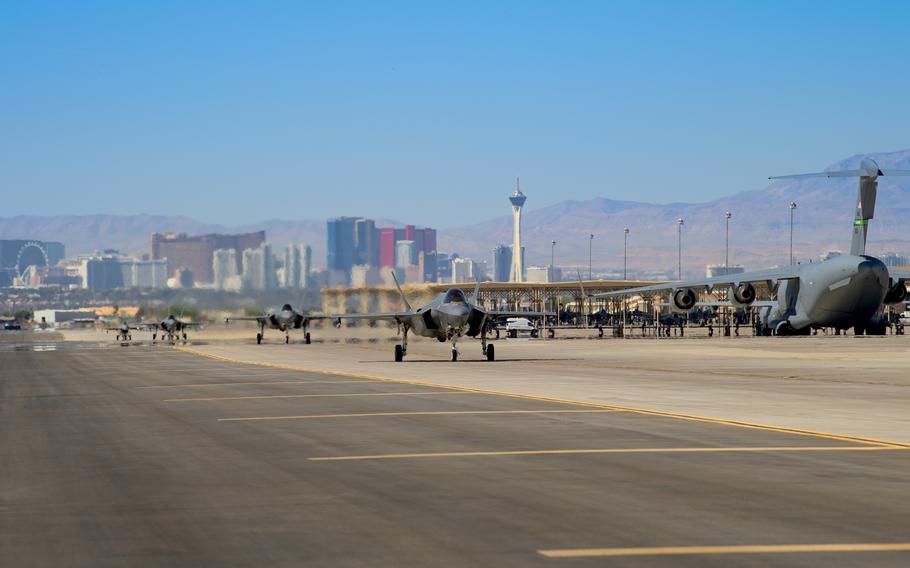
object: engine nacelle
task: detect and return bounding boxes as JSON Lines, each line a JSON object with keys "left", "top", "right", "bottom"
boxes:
{"left": 672, "top": 288, "right": 697, "bottom": 311}
{"left": 731, "top": 282, "right": 757, "bottom": 306}
{"left": 884, "top": 280, "right": 908, "bottom": 305}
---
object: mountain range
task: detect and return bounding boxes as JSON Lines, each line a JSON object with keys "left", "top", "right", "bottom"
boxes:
{"left": 3, "top": 149, "right": 910, "bottom": 279}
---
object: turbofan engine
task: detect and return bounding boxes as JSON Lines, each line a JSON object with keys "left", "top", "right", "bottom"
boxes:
{"left": 731, "top": 282, "right": 757, "bottom": 306}
{"left": 672, "top": 288, "right": 697, "bottom": 311}
{"left": 884, "top": 280, "right": 908, "bottom": 305}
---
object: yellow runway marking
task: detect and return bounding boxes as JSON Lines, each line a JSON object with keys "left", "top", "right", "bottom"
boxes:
{"left": 219, "top": 409, "right": 615, "bottom": 422}
{"left": 138, "top": 380, "right": 364, "bottom": 389}
{"left": 165, "top": 391, "right": 474, "bottom": 402}
{"left": 538, "top": 543, "right": 910, "bottom": 558}
{"left": 176, "top": 346, "right": 910, "bottom": 449}
{"left": 309, "top": 445, "right": 903, "bottom": 461}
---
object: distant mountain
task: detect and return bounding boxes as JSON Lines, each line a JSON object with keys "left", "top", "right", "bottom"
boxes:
{"left": 3, "top": 149, "right": 909, "bottom": 278}
{"left": 438, "top": 148, "right": 910, "bottom": 277}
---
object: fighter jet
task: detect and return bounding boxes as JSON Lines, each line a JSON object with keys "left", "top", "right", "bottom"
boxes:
{"left": 327, "top": 273, "right": 553, "bottom": 361}
{"left": 225, "top": 304, "right": 318, "bottom": 344}
{"left": 104, "top": 319, "right": 139, "bottom": 341}
{"left": 143, "top": 314, "right": 204, "bottom": 341}
{"left": 596, "top": 158, "right": 910, "bottom": 335}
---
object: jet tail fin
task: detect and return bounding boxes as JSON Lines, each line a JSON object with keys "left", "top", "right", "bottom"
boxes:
{"left": 390, "top": 271, "right": 413, "bottom": 311}
{"left": 471, "top": 279, "right": 481, "bottom": 305}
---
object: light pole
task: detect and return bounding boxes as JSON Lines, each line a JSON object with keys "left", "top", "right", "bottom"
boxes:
{"left": 623, "top": 227, "right": 630, "bottom": 280}
{"left": 789, "top": 201, "right": 798, "bottom": 265}
{"left": 550, "top": 240, "right": 556, "bottom": 280}
{"left": 724, "top": 211, "right": 732, "bottom": 270}
{"left": 588, "top": 233, "right": 594, "bottom": 280}
{"left": 676, "top": 218, "right": 684, "bottom": 280}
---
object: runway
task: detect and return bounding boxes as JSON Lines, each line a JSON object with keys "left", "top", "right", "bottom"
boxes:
{"left": 3, "top": 345, "right": 910, "bottom": 566}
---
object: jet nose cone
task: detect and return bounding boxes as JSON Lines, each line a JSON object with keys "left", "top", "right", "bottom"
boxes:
{"left": 441, "top": 303, "right": 471, "bottom": 318}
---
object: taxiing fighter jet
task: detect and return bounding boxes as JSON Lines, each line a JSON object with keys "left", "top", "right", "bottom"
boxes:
{"left": 597, "top": 158, "right": 910, "bottom": 335}
{"left": 143, "top": 314, "right": 204, "bottom": 341}
{"left": 328, "top": 273, "right": 553, "bottom": 361}
{"left": 104, "top": 319, "right": 139, "bottom": 341}
{"left": 225, "top": 304, "right": 318, "bottom": 344}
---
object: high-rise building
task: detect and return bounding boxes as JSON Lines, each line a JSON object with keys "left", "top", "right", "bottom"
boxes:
{"left": 283, "top": 245, "right": 302, "bottom": 289}
{"left": 396, "top": 240, "right": 417, "bottom": 268}
{"left": 508, "top": 179, "right": 527, "bottom": 282}
{"left": 327, "top": 218, "right": 437, "bottom": 284}
{"left": 242, "top": 244, "right": 275, "bottom": 290}
{"left": 492, "top": 245, "right": 512, "bottom": 282}
{"left": 149, "top": 231, "right": 264, "bottom": 284}
{"left": 452, "top": 257, "right": 475, "bottom": 284}
{"left": 213, "top": 248, "right": 239, "bottom": 290}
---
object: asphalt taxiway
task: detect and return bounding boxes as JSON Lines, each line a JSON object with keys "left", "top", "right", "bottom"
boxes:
{"left": 4, "top": 338, "right": 910, "bottom": 566}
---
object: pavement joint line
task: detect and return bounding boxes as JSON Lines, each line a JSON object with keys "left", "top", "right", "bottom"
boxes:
{"left": 165, "top": 391, "right": 479, "bottom": 402}
{"left": 537, "top": 543, "right": 910, "bottom": 558}
{"left": 218, "top": 409, "right": 617, "bottom": 422}
{"left": 138, "top": 380, "right": 366, "bottom": 389}
{"left": 308, "top": 446, "right": 904, "bottom": 461}
{"left": 175, "top": 346, "right": 910, "bottom": 449}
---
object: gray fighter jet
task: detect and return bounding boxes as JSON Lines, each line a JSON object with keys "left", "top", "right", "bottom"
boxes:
{"left": 142, "top": 314, "right": 204, "bottom": 341}
{"left": 328, "top": 274, "right": 553, "bottom": 361}
{"left": 225, "top": 304, "right": 317, "bottom": 345}
{"left": 597, "top": 158, "right": 910, "bottom": 335}
{"left": 104, "top": 319, "right": 139, "bottom": 341}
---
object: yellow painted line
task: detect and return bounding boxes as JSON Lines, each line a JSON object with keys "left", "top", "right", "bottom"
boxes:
{"left": 309, "top": 445, "right": 903, "bottom": 462}
{"left": 538, "top": 543, "right": 910, "bottom": 558}
{"left": 175, "top": 346, "right": 910, "bottom": 449}
{"left": 218, "top": 409, "right": 615, "bottom": 422}
{"left": 165, "top": 391, "right": 474, "bottom": 402}
{"left": 138, "top": 380, "right": 364, "bottom": 390}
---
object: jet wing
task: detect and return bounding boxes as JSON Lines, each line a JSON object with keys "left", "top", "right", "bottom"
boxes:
{"left": 486, "top": 310, "right": 555, "bottom": 319}
{"left": 327, "top": 311, "right": 418, "bottom": 322}
{"left": 594, "top": 266, "right": 803, "bottom": 298}
{"left": 225, "top": 316, "right": 267, "bottom": 324}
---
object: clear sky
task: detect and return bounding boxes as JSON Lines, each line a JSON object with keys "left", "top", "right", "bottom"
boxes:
{"left": 2, "top": 1, "right": 909, "bottom": 228}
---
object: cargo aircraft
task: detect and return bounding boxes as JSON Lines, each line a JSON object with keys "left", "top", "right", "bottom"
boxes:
{"left": 597, "top": 158, "right": 910, "bottom": 335}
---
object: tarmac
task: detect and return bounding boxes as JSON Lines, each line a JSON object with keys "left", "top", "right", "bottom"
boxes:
{"left": 3, "top": 330, "right": 910, "bottom": 566}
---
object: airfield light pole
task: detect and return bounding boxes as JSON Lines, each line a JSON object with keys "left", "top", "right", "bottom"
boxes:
{"left": 725, "top": 211, "right": 732, "bottom": 270}
{"left": 789, "top": 201, "right": 798, "bottom": 265}
{"left": 588, "top": 234, "right": 594, "bottom": 280}
{"left": 677, "top": 218, "right": 684, "bottom": 280}
{"left": 550, "top": 240, "right": 556, "bottom": 280}
{"left": 623, "top": 227, "right": 630, "bottom": 280}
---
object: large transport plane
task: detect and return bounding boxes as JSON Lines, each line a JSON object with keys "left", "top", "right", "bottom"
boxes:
{"left": 225, "top": 304, "right": 319, "bottom": 345}
{"left": 597, "top": 158, "right": 910, "bottom": 335}
{"left": 327, "top": 273, "right": 552, "bottom": 361}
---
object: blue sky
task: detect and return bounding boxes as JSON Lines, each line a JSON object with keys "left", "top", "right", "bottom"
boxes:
{"left": 2, "top": 1, "right": 909, "bottom": 227}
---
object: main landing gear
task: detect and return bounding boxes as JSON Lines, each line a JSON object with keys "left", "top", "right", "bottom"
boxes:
{"left": 305, "top": 332, "right": 311, "bottom": 344}
{"left": 394, "top": 326, "right": 409, "bottom": 362}
{"left": 480, "top": 322, "right": 495, "bottom": 362}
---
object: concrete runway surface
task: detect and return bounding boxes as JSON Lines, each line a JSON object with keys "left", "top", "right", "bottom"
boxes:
{"left": 3, "top": 343, "right": 910, "bottom": 567}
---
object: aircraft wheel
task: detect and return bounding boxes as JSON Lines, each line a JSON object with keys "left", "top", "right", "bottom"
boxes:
{"left": 853, "top": 323, "right": 865, "bottom": 336}
{"left": 256, "top": 333, "right": 262, "bottom": 345}
{"left": 305, "top": 332, "right": 311, "bottom": 344}
{"left": 530, "top": 329, "right": 539, "bottom": 338}
{"left": 394, "top": 344, "right": 403, "bottom": 362}
{"left": 486, "top": 344, "right": 495, "bottom": 362}
{"left": 451, "top": 348, "right": 458, "bottom": 362}
{"left": 152, "top": 333, "right": 157, "bottom": 341}
{"left": 285, "top": 335, "right": 290, "bottom": 344}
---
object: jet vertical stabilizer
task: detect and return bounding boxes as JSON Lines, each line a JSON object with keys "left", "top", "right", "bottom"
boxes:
{"left": 770, "top": 158, "right": 910, "bottom": 256}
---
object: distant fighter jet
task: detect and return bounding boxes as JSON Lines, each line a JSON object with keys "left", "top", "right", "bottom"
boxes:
{"left": 143, "top": 314, "right": 204, "bottom": 341}
{"left": 225, "top": 304, "right": 318, "bottom": 344}
{"left": 104, "top": 319, "right": 139, "bottom": 341}
{"left": 597, "top": 158, "right": 910, "bottom": 335}
{"left": 328, "top": 273, "right": 553, "bottom": 361}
